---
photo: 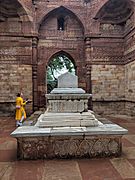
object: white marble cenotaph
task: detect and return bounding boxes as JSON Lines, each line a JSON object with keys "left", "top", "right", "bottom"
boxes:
{"left": 11, "top": 72, "right": 128, "bottom": 159}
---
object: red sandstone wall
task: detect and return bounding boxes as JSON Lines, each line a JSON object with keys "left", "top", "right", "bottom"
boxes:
{"left": 0, "top": 0, "right": 135, "bottom": 115}
{"left": 0, "top": 35, "right": 33, "bottom": 114}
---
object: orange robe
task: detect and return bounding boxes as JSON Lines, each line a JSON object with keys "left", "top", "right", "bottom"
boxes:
{"left": 15, "top": 97, "right": 26, "bottom": 121}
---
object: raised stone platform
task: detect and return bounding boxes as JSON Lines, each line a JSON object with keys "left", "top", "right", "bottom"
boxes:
{"left": 11, "top": 121, "right": 127, "bottom": 159}
{"left": 35, "top": 111, "right": 99, "bottom": 127}
{"left": 10, "top": 73, "right": 128, "bottom": 159}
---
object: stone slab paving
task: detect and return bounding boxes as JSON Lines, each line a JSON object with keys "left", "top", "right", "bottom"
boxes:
{"left": 0, "top": 115, "right": 135, "bottom": 179}
{"left": 123, "top": 147, "right": 135, "bottom": 159}
{"left": 42, "top": 161, "right": 82, "bottom": 180}
{"left": 110, "top": 158, "right": 135, "bottom": 179}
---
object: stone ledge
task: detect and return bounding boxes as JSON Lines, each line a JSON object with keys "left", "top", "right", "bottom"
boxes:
{"left": 46, "top": 93, "right": 91, "bottom": 99}
{"left": 11, "top": 124, "right": 127, "bottom": 137}
{"left": 50, "top": 88, "right": 86, "bottom": 94}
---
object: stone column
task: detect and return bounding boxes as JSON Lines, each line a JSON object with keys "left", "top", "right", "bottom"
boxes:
{"left": 32, "top": 37, "right": 38, "bottom": 111}
{"left": 85, "top": 37, "right": 93, "bottom": 110}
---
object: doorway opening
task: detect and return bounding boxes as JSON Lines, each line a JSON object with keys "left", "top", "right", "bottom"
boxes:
{"left": 47, "top": 52, "right": 76, "bottom": 93}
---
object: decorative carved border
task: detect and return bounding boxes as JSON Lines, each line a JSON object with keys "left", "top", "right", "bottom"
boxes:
{"left": 17, "top": 135, "right": 122, "bottom": 159}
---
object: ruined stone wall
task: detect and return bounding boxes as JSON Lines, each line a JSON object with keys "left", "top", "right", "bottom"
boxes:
{"left": 92, "top": 65, "right": 125, "bottom": 115}
{"left": 91, "top": 38, "right": 124, "bottom": 64}
{"left": 0, "top": 18, "right": 22, "bottom": 34}
{"left": 124, "top": 61, "right": 135, "bottom": 116}
{"left": 0, "top": 35, "right": 33, "bottom": 115}
{"left": 0, "top": 0, "right": 135, "bottom": 116}
{"left": 0, "top": 36, "right": 32, "bottom": 64}
{"left": 125, "top": 61, "right": 135, "bottom": 102}
{"left": 90, "top": 34, "right": 125, "bottom": 115}
{"left": 0, "top": 64, "right": 33, "bottom": 115}
{"left": 123, "top": 19, "right": 135, "bottom": 116}
{"left": 91, "top": 26, "right": 135, "bottom": 116}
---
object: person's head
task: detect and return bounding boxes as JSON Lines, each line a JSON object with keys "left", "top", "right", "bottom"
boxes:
{"left": 17, "top": 93, "right": 21, "bottom": 97}
{"left": 17, "top": 92, "right": 23, "bottom": 97}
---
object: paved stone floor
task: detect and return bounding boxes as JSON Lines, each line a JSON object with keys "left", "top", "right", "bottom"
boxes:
{"left": 0, "top": 115, "right": 135, "bottom": 180}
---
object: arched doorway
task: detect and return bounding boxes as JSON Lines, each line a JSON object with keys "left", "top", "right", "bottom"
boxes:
{"left": 37, "top": 6, "right": 85, "bottom": 109}
{"left": 47, "top": 51, "right": 76, "bottom": 93}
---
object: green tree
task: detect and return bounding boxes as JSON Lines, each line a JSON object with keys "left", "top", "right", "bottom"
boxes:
{"left": 47, "top": 55, "right": 75, "bottom": 80}
{"left": 47, "top": 55, "right": 75, "bottom": 93}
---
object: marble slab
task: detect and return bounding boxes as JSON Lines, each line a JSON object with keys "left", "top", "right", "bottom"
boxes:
{"left": 11, "top": 123, "right": 128, "bottom": 137}
{"left": 50, "top": 88, "right": 85, "bottom": 94}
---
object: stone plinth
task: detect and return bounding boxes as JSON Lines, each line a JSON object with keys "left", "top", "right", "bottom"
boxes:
{"left": 46, "top": 73, "right": 91, "bottom": 113}
{"left": 46, "top": 93, "right": 91, "bottom": 113}
{"left": 11, "top": 123, "right": 128, "bottom": 160}
{"left": 35, "top": 111, "right": 99, "bottom": 127}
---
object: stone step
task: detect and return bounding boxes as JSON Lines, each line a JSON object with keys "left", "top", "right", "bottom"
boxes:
{"left": 35, "top": 111, "right": 99, "bottom": 128}
{"left": 42, "top": 116, "right": 96, "bottom": 121}
{"left": 42, "top": 112, "right": 96, "bottom": 120}
{"left": 37, "top": 119, "right": 99, "bottom": 127}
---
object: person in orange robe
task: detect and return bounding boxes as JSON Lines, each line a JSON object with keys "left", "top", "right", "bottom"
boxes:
{"left": 15, "top": 92, "right": 27, "bottom": 127}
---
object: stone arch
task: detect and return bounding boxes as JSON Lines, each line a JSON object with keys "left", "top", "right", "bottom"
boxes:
{"left": 38, "top": 6, "right": 84, "bottom": 34}
{"left": 47, "top": 50, "right": 76, "bottom": 70}
{"left": 46, "top": 50, "right": 77, "bottom": 93}
{"left": 94, "top": 0, "right": 134, "bottom": 24}
{"left": 37, "top": 6, "right": 85, "bottom": 108}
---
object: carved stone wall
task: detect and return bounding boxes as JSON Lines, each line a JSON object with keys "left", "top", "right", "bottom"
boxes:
{"left": 91, "top": 38, "right": 124, "bottom": 65}
{"left": 17, "top": 135, "right": 122, "bottom": 159}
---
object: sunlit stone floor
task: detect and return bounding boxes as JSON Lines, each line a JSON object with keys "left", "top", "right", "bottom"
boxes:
{"left": 0, "top": 115, "right": 135, "bottom": 180}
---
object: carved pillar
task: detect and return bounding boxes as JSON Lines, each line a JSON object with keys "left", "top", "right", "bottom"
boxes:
{"left": 85, "top": 37, "right": 93, "bottom": 110}
{"left": 32, "top": 37, "right": 38, "bottom": 111}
